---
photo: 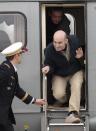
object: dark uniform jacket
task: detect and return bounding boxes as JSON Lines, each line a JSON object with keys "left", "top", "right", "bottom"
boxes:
{"left": 0, "top": 60, "right": 34, "bottom": 125}
{"left": 44, "top": 35, "right": 83, "bottom": 77}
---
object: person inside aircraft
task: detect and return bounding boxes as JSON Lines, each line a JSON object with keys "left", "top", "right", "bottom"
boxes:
{"left": 0, "top": 42, "right": 46, "bottom": 131}
{"left": 46, "top": 7, "right": 70, "bottom": 45}
{"left": 42, "top": 30, "right": 84, "bottom": 123}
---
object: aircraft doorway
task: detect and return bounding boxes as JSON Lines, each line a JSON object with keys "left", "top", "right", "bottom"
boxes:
{"left": 41, "top": 4, "right": 87, "bottom": 111}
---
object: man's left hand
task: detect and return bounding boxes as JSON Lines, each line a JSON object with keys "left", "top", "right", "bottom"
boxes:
{"left": 75, "top": 47, "right": 83, "bottom": 59}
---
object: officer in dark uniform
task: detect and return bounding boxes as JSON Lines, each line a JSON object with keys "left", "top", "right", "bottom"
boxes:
{"left": 0, "top": 42, "right": 45, "bottom": 131}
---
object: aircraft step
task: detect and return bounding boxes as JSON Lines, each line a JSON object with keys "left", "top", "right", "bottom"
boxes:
{"left": 48, "top": 123, "right": 85, "bottom": 131}
{"left": 41, "top": 115, "right": 86, "bottom": 131}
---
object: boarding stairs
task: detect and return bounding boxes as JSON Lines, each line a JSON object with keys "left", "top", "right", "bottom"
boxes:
{"left": 41, "top": 76, "right": 88, "bottom": 131}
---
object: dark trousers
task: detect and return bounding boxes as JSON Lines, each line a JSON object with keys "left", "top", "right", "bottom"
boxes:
{"left": 0, "top": 121, "right": 14, "bottom": 131}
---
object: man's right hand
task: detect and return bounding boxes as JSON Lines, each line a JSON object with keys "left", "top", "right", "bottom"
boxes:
{"left": 35, "top": 99, "right": 46, "bottom": 106}
{"left": 42, "top": 66, "right": 50, "bottom": 74}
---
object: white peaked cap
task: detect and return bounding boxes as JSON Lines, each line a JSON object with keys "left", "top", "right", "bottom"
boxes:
{"left": 1, "top": 42, "right": 23, "bottom": 56}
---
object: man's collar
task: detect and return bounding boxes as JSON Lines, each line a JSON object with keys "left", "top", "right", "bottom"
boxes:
{"left": 11, "top": 63, "right": 17, "bottom": 72}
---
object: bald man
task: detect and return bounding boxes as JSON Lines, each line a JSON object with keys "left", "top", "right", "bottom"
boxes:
{"left": 42, "top": 30, "right": 84, "bottom": 123}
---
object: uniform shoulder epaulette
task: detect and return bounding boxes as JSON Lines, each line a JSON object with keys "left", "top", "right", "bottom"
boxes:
{"left": 3, "top": 63, "right": 10, "bottom": 69}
